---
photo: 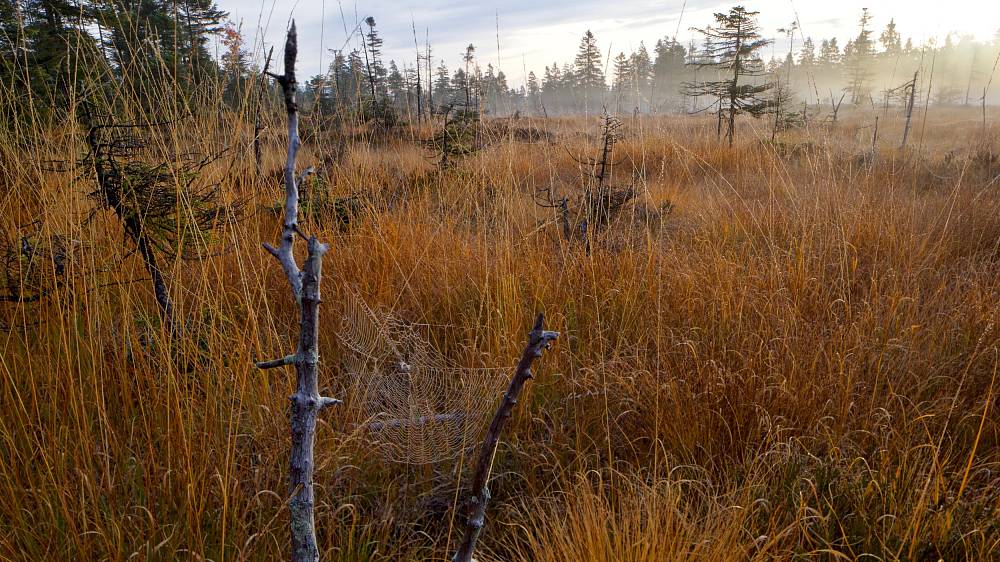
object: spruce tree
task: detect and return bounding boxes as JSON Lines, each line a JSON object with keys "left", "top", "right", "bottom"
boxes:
{"left": 526, "top": 71, "right": 541, "bottom": 113}
{"left": 844, "top": 8, "right": 875, "bottom": 105}
{"left": 433, "top": 60, "right": 451, "bottom": 108}
{"left": 630, "top": 42, "right": 652, "bottom": 109}
{"left": 612, "top": 52, "right": 632, "bottom": 112}
{"left": 574, "top": 30, "right": 604, "bottom": 112}
{"left": 880, "top": 19, "right": 902, "bottom": 57}
{"left": 799, "top": 37, "right": 816, "bottom": 67}
{"left": 683, "top": 6, "right": 774, "bottom": 146}
{"left": 819, "top": 38, "right": 840, "bottom": 67}
{"left": 4, "top": 0, "right": 101, "bottom": 116}
{"left": 361, "top": 16, "right": 385, "bottom": 99}
{"left": 652, "top": 37, "right": 686, "bottom": 109}
{"left": 461, "top": 44, "right": 476, "bottom": 108}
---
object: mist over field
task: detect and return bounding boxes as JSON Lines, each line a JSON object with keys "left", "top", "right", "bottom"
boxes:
{"left": 1, "top": 1, "right": 999, "bottom": 561}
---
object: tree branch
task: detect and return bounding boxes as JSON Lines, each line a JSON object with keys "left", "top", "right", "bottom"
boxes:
{"left": 452, "top": 313, "right": 558, "bottom": 562}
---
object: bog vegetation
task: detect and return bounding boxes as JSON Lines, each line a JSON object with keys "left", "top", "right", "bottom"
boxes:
{"left": 1, "top": 2, "right": 999, "bottom": 561}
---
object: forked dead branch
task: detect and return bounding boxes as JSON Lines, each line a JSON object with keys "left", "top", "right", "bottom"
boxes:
{"left": 252, "top": 21, "right": 339, "bottom": 562}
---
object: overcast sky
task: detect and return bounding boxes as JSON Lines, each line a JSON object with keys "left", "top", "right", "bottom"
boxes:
{"left": 214, "top": 1, "right": 999, "bottom": 87}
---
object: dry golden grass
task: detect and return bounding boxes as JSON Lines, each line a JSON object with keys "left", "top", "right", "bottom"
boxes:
{"left": 1, "top": 103, "right": 998, "bottom": 561}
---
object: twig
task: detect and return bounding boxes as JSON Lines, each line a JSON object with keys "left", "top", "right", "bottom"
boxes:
{"left": 452, "top": 313, "right": 558, "bottom": 562}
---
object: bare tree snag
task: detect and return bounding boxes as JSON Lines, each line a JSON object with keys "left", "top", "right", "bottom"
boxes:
{"left": 830, "top": 90, "right": 845, "bottom": 124}
{"left": 256, "top": 22, "right": 339, "bottom": 562}
{"left": 900, "top": 71, "right": 917, "bottom": 149}
{"left": 452, "top": 313, "right": 558, "bottom": 562}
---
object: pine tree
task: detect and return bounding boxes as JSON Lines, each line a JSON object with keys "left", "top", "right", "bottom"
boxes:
{"left": 880, "top": 18, "right": 902, "bottom": 57}
{"left": 683, "top": 6, "right": 773, "bottom": 146}
{"left": 347, "top": 49, "right": 366, "bottom": 107}
{"left": 526, "top": 71, "right": 541, "bottom": 113}
{"left": 362, "top": 16, "right": 386, "bottom": 99}
{"left": 630, "top": 42, "right": 652, "bottom": 109}
{"left": 652, "top": 37, "right": 686, "bottom": 109}
{"left": 542, "top": 63, "right": 561, "bottom": 111}
{"left": 494, "top": 69, "right": 509, "bottom": 114}
{"left": 462, "top": 44, "right": 476, "bottom": 107}
{"left": 94, "top": 0, "right": 225, "bottom": 105}
{"left": 612, "top": 52, "right": 632, "bottom": 112}
{"left": 844, "top": 8, "right": 875, "bottom": 104}
{"left": 432, "top": 60, "right": 450, "bottom": 109}
{"left": 6, "top": 0, "right": 99, "bottom": 113}
{"left": 386, "top": 60, "right": 404, "bottom": 110}
{"left": 574, "top": 30, "right": 604, "bottom": 111}
{"left": 451, "top": 68, "right": 468, "bottom": 106}
{"left": 799, "top": 37, "right": 816, "bottom": 67}
{"left": 176, "top": 0, "right": 226, "bottom": 87}
{"left": 819, "top": 38, "right": 841, "bottom": 67}
{"left": 327, "top": 50, "right": 348, "bottom": 107}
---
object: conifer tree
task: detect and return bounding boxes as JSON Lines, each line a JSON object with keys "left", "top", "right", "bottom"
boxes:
{"left": 574, "top": 30, "right": 605, "bottom": 111}
{"left": 819, "top": 38, "right": 841, "bottom": 67}
{"left": 612, "top": 53, "right": 632, "bottom": 112}
{"left": 4, "top": 0, "right": 99, "bottom": 113}
{"left": 462, "top": 44, "right": 476, "bottom": 107}
{"left": 652, "top": 37, "right": 686, "bottom": 109}
{"left": 799, "top": 37, "right": 816, "bottom": 67}
{"left": 526, "top": 71, "right": 541, "bottom": 113}
{"left": 433, "top": 60, "right": 451, "bottom": 109}
{"left": 683, "top": 6, "right": 773, "bottom": 146}
{"left": 880, "top": 19, "right": 902, "bottom": 57}
{"left": 386, "top": 60, "right": 404, "bottom": 109}
{"left": 844, "top": 8, "right": 875, "bottom": 104}
{"left": 630, "top": 42, "right": 652, "bottom": 109}
{"left": 361, "top": 16, "right": 385, "bottom": 99}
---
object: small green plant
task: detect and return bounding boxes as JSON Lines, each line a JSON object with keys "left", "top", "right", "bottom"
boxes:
{"left": 428, "top": 105, "right": 479, "bottom": 169}
{"left": 84, "top": 118, "right": 242, "bottom": 332}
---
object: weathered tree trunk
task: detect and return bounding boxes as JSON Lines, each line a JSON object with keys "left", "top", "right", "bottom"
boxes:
{"left": 255, "top": 22, "right": 339, "bottom": 562}
{"left": 716, "top": 95, "right": 723, "bottom": 141}
{"left": 132, "top": 226, "right": 175, "bottom": 330}
{"left": 727, "top": 24, "right": 741, "bottom": 147}
{"left": 901, "top": 71, "right": 917, "bottom": 149}
{"left": 830, "top": 91, "right": 845, "bottom": 124}
{"left": 452, "top": 314, "right": 558, "bottom": 562}
{"left": 871, "top": 116, "right": 879, "bottom": 157}
{"left": 412, "top": 19, "right": 422, "bottom": 123}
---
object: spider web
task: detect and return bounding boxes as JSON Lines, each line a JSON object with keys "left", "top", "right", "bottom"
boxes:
{"left": 339, "top": 291, "right": 508, "bottom": 464}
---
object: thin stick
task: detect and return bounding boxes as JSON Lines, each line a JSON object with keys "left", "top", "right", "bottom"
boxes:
{"left": 900, "top": 71, "right": 917, "bottom": 149}
{"left": 452, "top": 313, "right": 558, "bottom": 562}
{"left": 411, "top": 16, "right": 422, "bottom": 123}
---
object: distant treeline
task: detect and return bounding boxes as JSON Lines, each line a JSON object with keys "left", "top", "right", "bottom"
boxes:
{"left": 3, "top": 1, "right": 999, "bottom": 123}
{"left": 307, "top": 9, "right": 1000, "bottom": 118}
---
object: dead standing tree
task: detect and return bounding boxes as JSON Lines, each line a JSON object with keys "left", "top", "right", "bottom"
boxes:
{"left": 254, "top": 22, "right": 339, "bottom": 562}
{"left": 452, "top": 313, "right": 558, "bottom": 562}
{"left": 900, "top": 71, "right": 918, "bottom": 149}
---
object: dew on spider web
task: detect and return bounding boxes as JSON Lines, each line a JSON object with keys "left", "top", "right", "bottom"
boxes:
{"left": 339, "top": 290, "right": 508, "bottom": 464}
